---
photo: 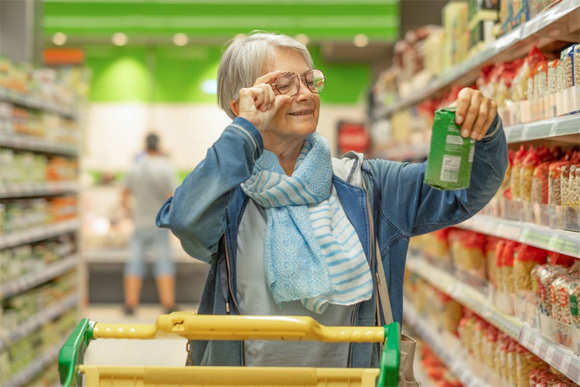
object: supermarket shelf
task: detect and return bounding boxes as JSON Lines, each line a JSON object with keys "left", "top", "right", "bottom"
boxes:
{"left": 504, "top": 114, "right": 580, "bottom": 144}
{"left": 377, "top": 0, "right": 580, "bottom": 118}
{"left": 458, "top": 215, "right": 580, "bottom": 258}
{"left": 0, "top": 255, "right": 79, "bottom": 299}
{"left": 0, "top": 219, "right": 80, "bottom": 249}
{"left": 0, "top": 181, "right": 80, "bottom": 199}
{"left": 407, "top": 254, "right": 580, "bottom": 383}
{"left": 3, "top": 338, "right": 65, "bottom": 387}
{"left": 0, "top": 293, "right": 78, "bottom": 352}
{"left": 0, "top": 133, "right": 79, "bottom": 156}
{"left": 85, "top": 249, "right": 207, "bottom": 265}
{"left": 0, "top": 87, "right": 78, "bottom": 120}
{"left": 404, "top": 299, "right": 493, "bottom": 387}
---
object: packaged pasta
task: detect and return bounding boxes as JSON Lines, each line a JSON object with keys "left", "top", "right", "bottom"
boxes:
{"left": 521, "top": 151, "right": 542, "bottom": 202}
{"left": 512, "top": 145, "right": 530, "bottom": 200}
{"left": 561, "top": 164, "right": 579, "bottom": 207}
{"left": 560, "top": 45, "right": 574, "bottom": 89}
{"left": 484, "top": 324, "right": 498, "bottom": 372}
{"left": 429, "top": 228, "right": 451, "bottom": 261}
{"left": 458, "top": 312, "right": 475, "bottom": 354}
{"left": 486, "top": 237, "right": 499, "bottom": 287}
{"left": 506, "top": 339, "right": 518, "bottom": 387}
{"left": 515, "top": 344, "right": 533, "bottom": 387}
{"left": 474, "top": 318, "right": 487, "bottom": 361}
{"left": 547, "top": 59, "right": 559, "bottom": 96}
{"left": 501, "top": 240, "right": 520, "bottom": 294}
{"left": 532, "top": 161, "right": 552, "bottom": 204}
{"left": 550, "top": 252, "right": 576, "bottom": 268}
{"left": 439, "top": 292, "right": 463, "bottom": 333}
{"left": 455, "top": 231, "right": 487, "bottom": 278}
{"left": 551, "top": 275, "right": 580, "bottom": 324}
{"left": 496, "top": 239, "right": 507, "bottom": 292}
{"left": 515, "top": 245, "right": 548, "bottom": 291}
{"left": 496, "top": 332, "right": 509, "bottom": 383}
{"left": 549, "top": 161, "right": 570, "bottom": 205}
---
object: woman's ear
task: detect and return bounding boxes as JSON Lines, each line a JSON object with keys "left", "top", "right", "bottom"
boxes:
{"left": 230, "top": 99, "right": 240, "bottom": 117}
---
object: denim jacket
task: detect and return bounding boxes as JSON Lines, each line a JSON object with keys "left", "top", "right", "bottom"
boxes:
{"left": 156, "top": 115, "right": 507, "bottom": 367}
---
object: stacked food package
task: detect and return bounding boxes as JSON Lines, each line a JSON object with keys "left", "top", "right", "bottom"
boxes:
{"left": 420, "top": 346, "right": 464, "bottom": 387}
{"left": 0, "top": 196, "right": 78, "bottom": 235}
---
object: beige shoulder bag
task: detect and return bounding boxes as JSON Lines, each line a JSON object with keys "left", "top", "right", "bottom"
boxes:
{"left": 375, "top": 248, "right": 420, "bottom": 387}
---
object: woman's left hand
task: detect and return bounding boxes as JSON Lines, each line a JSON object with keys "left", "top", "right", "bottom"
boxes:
{"left": 452, "top": 88, "right": 498, "bottom": 141}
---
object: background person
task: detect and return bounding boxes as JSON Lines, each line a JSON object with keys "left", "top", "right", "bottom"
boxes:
{"left": 123, "top": 133, "right": 178, "bottom": 315}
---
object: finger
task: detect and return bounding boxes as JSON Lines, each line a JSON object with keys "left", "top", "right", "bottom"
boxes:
{"left": 480, "top": 103, "right": 498, "bottom": 140}
{"left": 240, "top": 87, "right": 265, "bottom": 109}
{"left": 461, "top": 93, "right": 483, "bottom": 138}
{"left": 253, "top": 71, "right": 283, "bottom": 87}
{"left": 454, "top": 89, "right": 472, "bottom": 130}
{"left": 256, "top": 84, "right": 275, "bottom": 111}
{"left": 273, "top": 94, "right": 291, "bottom": 110}
{"left": 471, "top": 101, "right": 490, "bottom": 140}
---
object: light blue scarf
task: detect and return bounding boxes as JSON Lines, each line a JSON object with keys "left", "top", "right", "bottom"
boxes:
{"left": 241, "top": 133, "right": 373, "bottom": 314}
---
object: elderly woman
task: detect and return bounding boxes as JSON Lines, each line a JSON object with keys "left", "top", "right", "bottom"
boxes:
{"left": 156, "top": 32, "right": 507, "bottom": 368}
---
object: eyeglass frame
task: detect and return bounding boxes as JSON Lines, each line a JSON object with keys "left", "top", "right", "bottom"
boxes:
{"left": 270, "top": 69, "right": 326, "bottom": 97}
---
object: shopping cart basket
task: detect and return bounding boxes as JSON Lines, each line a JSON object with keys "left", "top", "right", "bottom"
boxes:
{"left": 59, "top": 313, "right": 400, "bottom": 386}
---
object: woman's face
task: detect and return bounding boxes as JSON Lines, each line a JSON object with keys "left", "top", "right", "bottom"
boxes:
{"left": 263, "top": 48, "right": 321, "bottom": 140}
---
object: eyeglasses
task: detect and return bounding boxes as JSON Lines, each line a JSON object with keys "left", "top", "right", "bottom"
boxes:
{"left": 271, "top": 69, "right": 326, "bottom": 97}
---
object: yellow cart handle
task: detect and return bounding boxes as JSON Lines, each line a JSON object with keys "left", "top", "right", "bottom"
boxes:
{"left": 59, "top": 314, "right": 400, "bottom": 387}
{"left": 93, "top": 313, "right": 387, "bottom": 342}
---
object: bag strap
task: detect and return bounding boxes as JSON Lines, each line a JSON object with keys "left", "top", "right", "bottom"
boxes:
{"left": 361, "top": 165, "right": 395, "bottom": 326}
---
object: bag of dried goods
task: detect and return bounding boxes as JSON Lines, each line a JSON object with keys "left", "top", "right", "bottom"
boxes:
{"left": 549, "top": 161, "right": 570, "bottom": 205}
{"left": 484, "top": 324, "right": 498, "bottom": 372}
{"left": 486, "top": 237, "right": 499, "bottom": 287}
{"left": 448, "top": 228, "right": 464, "bottom": 265}
{"left": 515, "top": 344, "right": 537, "bottom": 387}
{"left": 429, "top": 228, "right": 451, "bottom": 261}
{"left": 439, "top": 292, "right": 463, "bottom": 334}
{"left": 500, "top": 149, "right": 515, "bottom": 200}
{"left": 515, "top": 245, "right": 548, "bottom": 291}
{"left": 458, "top": 313, "right": 473, "bottom": 353}
{"left": 560, "top": 45, "right": 576, "bottom": 89}
{"left": 501, "top": 240, "right": 520, "bottom": 294}
{"left": 496, "top": 332, "right": 510, "bottom": 383}
{"left": 550, "top": 275, "right": 578, "bottom": 323}
{"left": 550, "top": 252, "right": 576, "bottom": 268}
{"left": 474, "top": 318, "right": 487, "bottom": 361}
{"left": 533, "top": 264, "right": 568, "bottom": 316}
{"left": 513, "top": 46, "right": 546, "bottom": 102}
{"left": 561, "top": 164, "right": 579, "bottom": 207}
{"left": 569, "top": 280, "right": 580, "bottom": 329}
{"left": 532, "top": 161, "right": 552, "bottom": 204}
{"left": 456, "top": 231, "right": 487, "bottom": 278}
{"left": 495, "top": 239, "right": 507, "bottom": 292}
{"left": 506, "top": 338, "right": 518, "bottom": 387}
{"left": 522, "top": 151, "right": 542, "bottom": 203}
{"left": 512, "top": 145, "right": 530, "bottom": 200}
{"left": 571, "top": 165, "right": 580, "bottom": 208}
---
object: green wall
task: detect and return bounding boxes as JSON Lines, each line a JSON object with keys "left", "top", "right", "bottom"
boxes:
{"left": 85, "top": 44, "right": 370, "bottom": 104}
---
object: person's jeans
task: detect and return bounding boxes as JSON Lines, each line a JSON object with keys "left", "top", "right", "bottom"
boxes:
{"left": 125, "top": 227, "right": 175, "bottom": 277}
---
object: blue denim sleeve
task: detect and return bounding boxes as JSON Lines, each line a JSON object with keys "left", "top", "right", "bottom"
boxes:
{"left": 368, "top": 114, "right": 508, "bottom": 237}
{"left": 156, "top": 117, "right": 263, "bottom": 262}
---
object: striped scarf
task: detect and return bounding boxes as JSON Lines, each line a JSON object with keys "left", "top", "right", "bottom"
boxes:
{"left": 241, "top": 133, "right": 373, "bottom": 314}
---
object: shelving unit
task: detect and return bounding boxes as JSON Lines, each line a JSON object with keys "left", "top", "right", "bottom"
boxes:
{"left": 0, "top": 293, "right": 78, "bottom": 352}
{"left": 406, "top": 254, "right": 580, "bottom": 383}
{"left": 3, "top": 338, "right": 66, "bottom": 387}
{"left": 404, "top": 300, "right": 493, "bottom": 387}
{"left": 0, "top": 255, "right": 80, "bottom": 299}
{"left": 0, "top": 219, "right": 81, "bottom": 250}
{"left": 375, "top": 114, "right": 580, "bottom": 161}
{"left": 375, "top": 0, "right": 580, "bottom": 119}
{"left": 457, "top": 215, "right": 580, "bottom": 258}
{"left": 1, "top": 81, "right": 83, "bottom": 386}
{"left": 0, "top": 181, "right": 80, "bottom": 199}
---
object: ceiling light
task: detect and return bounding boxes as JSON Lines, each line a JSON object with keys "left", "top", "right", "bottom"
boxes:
{"left": 173, "top": 33, "right": 188, "bottom": 46}
{"left": 354, "top": 34, "right": 369, "bottom": 48}
{"left": 52, "top": 33, "right": 67, "bottom": 46}
{"left": 112, "top": 33, "right": 128, "bottom": 46}
{"left": 295, "top": 34, "right": 310, "bottom": 45}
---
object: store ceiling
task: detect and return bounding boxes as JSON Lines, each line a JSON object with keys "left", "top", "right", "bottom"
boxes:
{"left": 43, "top": 0, "right": 400, "bottom": 44}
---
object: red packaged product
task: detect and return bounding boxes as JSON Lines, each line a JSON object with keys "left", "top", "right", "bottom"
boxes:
{"left": 549, "top": 161, "right": 571, "bottom": 205}
{"left": 501, "top": 240, "right": 520, "bottom": 294}
{"left": 532, "top": 161, "right": 552, "bottom": 204}
{"left": 495, "top": 239, "right": 507, "bottom": 291}
{"left": 512, "top": 145, "right": 530, "bottom": 200}
{"left": 521, "top": 151, "right": 542, "bottom": 203}
{"left": 550, "top": 252, "right": 576, "bottom": 267}
{"left": 486, "top": 237, "right": 500, "bottom": 287}
{"left": 514, "top": 245, "right": 549, "bottom": 291}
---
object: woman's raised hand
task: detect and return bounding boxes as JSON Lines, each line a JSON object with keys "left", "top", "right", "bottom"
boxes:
{"left": 452, "top": 88, "right": 498, "bottom": 141}
{"left": 237, "top": 71, "right": 291, "bottom": 132}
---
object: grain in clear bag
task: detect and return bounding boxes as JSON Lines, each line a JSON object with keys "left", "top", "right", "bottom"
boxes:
{"left": 515, "top": 245, "right": 548, "bottom": 292}
{"left": 532, "top": 161, "right": 552, "bottom": 204}
{"left": 549, "top": 161, "right": 570, "bottom": 205}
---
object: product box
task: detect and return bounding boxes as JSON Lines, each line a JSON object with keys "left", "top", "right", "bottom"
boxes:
{"left": 442, "top": 1, "right": 470, "bottom": 70}
{"left": 469, "top": 20, "right": 497, "bottom": 54}
{"left": 468, "top": 0, "right": 500, "bottom": 25}
{"left": 425, "top": 107, "right": 475, "bottom": 190}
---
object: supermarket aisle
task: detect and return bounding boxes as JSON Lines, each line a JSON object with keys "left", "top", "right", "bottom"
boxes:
{"left": 84, "top": 304, "right": 198, "bottom": 367}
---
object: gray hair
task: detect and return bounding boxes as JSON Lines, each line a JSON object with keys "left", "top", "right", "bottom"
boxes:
{"left": 217, "top": 31, "right": 314, "bottom": 119}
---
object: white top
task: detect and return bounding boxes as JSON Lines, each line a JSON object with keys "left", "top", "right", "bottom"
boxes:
{"left": 236, "top": 200, "right": 353, "bottom": 367}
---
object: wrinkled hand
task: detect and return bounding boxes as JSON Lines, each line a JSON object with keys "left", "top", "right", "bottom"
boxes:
{"left": 451, "top": 88, "right": 498, "bottom": 141}
{"left": 238, "top": 71, "right": 291, "bottom": 132}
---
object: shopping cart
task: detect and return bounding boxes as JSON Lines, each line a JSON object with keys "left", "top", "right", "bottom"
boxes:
{"left": 58, "top": 313, "right": 400, "bottom": 386}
